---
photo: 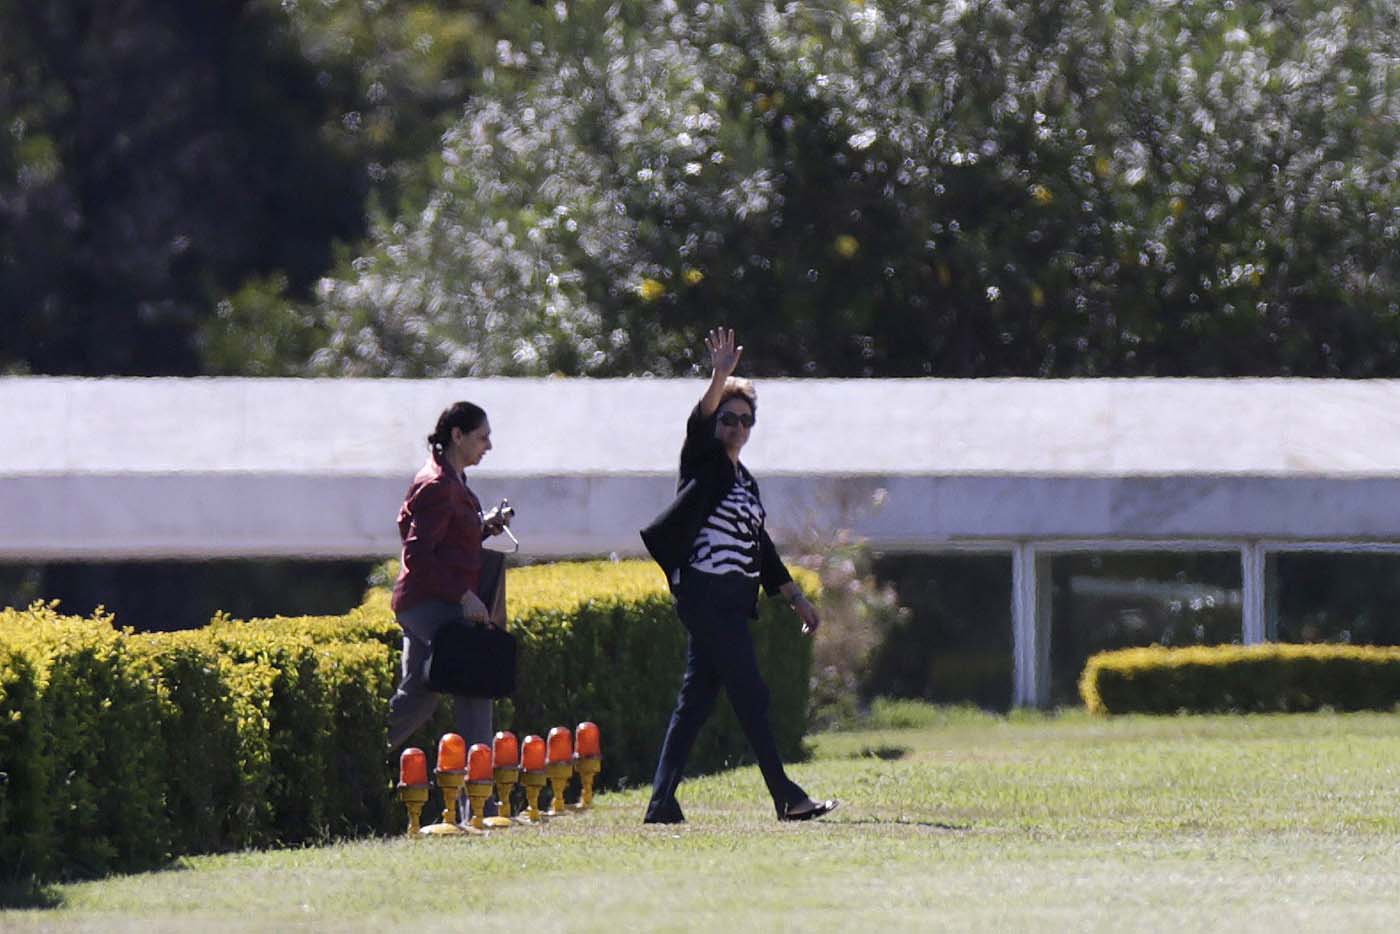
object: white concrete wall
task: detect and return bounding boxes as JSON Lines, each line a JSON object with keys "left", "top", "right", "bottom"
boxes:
{"left": 13, "top": 376, "right": 1400, "bottom": 477}
{"left": 7, "top": 377, "right": 1400, "bottom": 560}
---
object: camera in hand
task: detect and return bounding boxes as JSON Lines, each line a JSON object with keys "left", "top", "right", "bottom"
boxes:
{"left": 482, "top": 498, "right": 518, "bottom": 552}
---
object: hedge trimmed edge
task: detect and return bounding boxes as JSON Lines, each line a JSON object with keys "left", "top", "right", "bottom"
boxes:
{"left": 1080, "top": 643, "right": 1400, "bottom": 715}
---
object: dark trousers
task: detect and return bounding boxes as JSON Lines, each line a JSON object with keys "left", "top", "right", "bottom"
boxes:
{"left": 646, "top": 569, "right": 805, "bottom": 820}
{"left": 386, "top": 600, "right": 493, "bottom": 751}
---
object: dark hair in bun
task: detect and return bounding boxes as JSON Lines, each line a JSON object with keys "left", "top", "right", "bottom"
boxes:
{"left": 428, "top": 401, "right": 487, "bottom": 455}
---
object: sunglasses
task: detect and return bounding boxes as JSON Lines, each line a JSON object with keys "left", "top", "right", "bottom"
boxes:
{"left": 718, "top": 411, "right": 756, "bottom": 428}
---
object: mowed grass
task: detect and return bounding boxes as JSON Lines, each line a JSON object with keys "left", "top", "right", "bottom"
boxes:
{"left": 7, "top": 705, "right": 1400, "bottom": 932}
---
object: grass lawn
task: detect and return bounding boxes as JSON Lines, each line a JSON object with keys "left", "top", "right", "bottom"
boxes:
{"left": 6, "top": 704, "right": 1400, "bottom": 932}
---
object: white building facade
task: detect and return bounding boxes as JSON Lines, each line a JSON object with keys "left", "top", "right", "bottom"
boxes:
{"left": 6, "top": 376, "right": 1400, "bottom": 706}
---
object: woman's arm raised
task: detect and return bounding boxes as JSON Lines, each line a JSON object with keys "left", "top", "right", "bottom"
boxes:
{"left": 699, "top": 326, "right": 743, "bottom": 417}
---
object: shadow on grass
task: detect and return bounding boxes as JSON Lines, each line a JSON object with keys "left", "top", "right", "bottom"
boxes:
{"left": 837, "top": 816, "right": 973, "bottom": 832}
{"left": 0, "top": 880, "right": 64, "bottom": 911}
{"left": 1, "top": 857, "right": 199, "bottom": 912}
{"left": 850, "top": 744, "right": 911, "bottom": 761}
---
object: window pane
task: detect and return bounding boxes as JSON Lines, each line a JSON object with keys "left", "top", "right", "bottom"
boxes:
{"left": 869, "top": 554, "right": 1013, "bottom": 710}
{"left": 1273, "top": 553, "right": 1400, "bottom": 645}
{"left": 1050, "top": 552, "right": 1242, "bottom": 705}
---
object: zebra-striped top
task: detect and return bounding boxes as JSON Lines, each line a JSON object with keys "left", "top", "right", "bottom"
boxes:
{"left": 687, "top": 472, "right": 765, "bottom": 577}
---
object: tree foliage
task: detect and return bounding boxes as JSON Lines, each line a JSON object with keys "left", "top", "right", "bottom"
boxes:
{"left": 272, "top": 0, "right": 522, "bottom": 217}
{"left": 0, "top": 0, "right": 507, "bottom": 377}
{"left": 313, "top": 0, "right": 1400, "bottom": 378}
{"left": 0, "top": 0, "right": 374, "bottom": 375}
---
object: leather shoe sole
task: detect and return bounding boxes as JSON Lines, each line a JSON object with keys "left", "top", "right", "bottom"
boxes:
{"left": 780, "top": 799, "right": 839, "bottom": 822}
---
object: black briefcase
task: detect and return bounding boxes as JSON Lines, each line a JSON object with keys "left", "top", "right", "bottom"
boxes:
{"left": 423, "top": 622, "right": 517, "bottom": 699}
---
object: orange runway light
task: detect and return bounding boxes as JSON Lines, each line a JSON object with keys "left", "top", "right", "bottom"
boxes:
{"left": 522, "top": 734, "right": 547, "bottom": 773}
{"left": 576, "top": 721, "right": 601, "bottom": 758}
{"left": 518, "top": 734, "right": 548, "bottom": 824}
{"left": 397, "top": 747, "right": 430, "bottom": 835}
{"left": 463, "top": 743, "right": 496, "bottom": 831}
{"left": 437, "top": 732, "right": 467, "bottom": 772}
{"left": 421, "top": 733, "right": 477, "bottom": 836}
{"left": 486, "top": 732, "right": 520, "bottom": 829}
{"left": 399, "top": 747, "right": 429, "bottom": 788}
{"left": 573, "top": 722, "right": 603, "bottom": 811}
{"left": 492, "top": 731, "right": 519, "bottom": 768}
{"left": 545, "top": 727, "right": 574, "bottom": 816}
{"left": 547, "top": 726, "right": 573, "bottom": 764}
{"left": 468, "top": 743, "right": 493, "bottom": 783}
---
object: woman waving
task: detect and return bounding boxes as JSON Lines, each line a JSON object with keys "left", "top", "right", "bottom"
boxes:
{"left": 641, "top": 328, "right": 837, "bottom": 824}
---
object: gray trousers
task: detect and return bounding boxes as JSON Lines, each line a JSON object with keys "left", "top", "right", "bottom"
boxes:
{"left": 387, "top": 600, "right": 493, "bottom": 752}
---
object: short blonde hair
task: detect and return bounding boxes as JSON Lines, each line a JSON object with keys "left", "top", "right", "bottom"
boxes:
{"left": 720, "top": 377, "right": 757, "bottom": 414}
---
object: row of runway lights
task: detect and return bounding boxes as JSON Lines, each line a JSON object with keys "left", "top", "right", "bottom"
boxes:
{"left": 397, "top": 722, "right": 602, "bottom": 836}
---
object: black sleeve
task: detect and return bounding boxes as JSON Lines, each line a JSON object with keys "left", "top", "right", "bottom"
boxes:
{"left": 758, "top": 528, "right": 794, "bottom": 596}
{"left": 680, "top": 403, "right": 724, "bottom": 475}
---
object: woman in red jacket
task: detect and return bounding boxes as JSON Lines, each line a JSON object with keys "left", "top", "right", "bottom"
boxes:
{"left": 387, "top": 401, "right": 510, "bottom": 752}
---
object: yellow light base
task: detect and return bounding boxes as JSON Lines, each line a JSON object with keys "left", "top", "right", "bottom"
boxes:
{"left": 420, "top": 821, "right": 484, "bottom": 836}
{"left": 517, "top": 771, "right": 548, "bottom": 824}
{"left": 465, "top": 780, "right": 495, "bottom": 832}
{"left": 398, "top": 784, "right": 430, "bottom": 836}
{"left": 546, "top": 761, "right": 574, "bottom": 816}
{"left": 572, "top": 756, "right": 602, "bottom": 810}
{"left": 484, "top": 767, "right": 518, "bottom": 828}
{"left": 420, "top": 769, "right": 484, "bottom": 836}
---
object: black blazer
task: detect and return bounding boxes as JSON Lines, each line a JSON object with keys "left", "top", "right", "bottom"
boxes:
{"left": 640, "top": 403, "right": 793, "bottom": 600}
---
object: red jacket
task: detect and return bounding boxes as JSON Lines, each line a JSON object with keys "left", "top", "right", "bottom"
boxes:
{"left": 390, "top": 455, "right": 484, "bottom": 613}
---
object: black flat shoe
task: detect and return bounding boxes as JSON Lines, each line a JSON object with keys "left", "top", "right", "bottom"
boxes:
{"left": 643, "top": 801, "right": 686, "bottom": 825}
{"left": 780, "top": 799, "right": 839, "bottom": 822}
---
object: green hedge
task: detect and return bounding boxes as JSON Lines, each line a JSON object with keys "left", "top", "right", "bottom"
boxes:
{"left": 1080, "top": 643, "right": 1400, "bottom": 715}
{"left": 213, "top": 560, "right": 817, "bottom": 791}
{"left": 0, "top": 605, "right": 399, "bottom": 881}
{"left": 1, "top": 560, "right": 814, "bottom": 882}
{"left": 1, "top": 608, "right": 167, "bottom": 879}
{"left": 498, "top": 572, "right": 813, "bottom": 789}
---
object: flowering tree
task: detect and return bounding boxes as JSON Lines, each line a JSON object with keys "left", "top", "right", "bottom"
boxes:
{"left": 312, "top": 0, "right": 1400, "bottom": 377}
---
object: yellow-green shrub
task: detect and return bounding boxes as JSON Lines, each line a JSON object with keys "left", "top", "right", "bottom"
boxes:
{"left": 0, "top": 559, "right": 815, "bottom": 881}
{"left": 198, "top": 633, "right": 399, "bottom": 844}
{"left": 217, "top": 559, "right": 818, "bottom": 791}
{"left": 0, "top": 612, "right": 398, "bottom": 881}
{"left": 210, "top": 605, "right": 401, "bottom": 652}
{"left": 0, "top": 606, "right": 168, "bottom": 880}
{"left": 0, "top": 630, "right": 50, "bottom": 878}
{"left": 316, "top": 640, "right": 397, "bottom": 835}
{"left": 1080, "top": 643, "right": 1400, "bottom": 715}
{"left": 126, "top": 633, "right": 271, "bottom": 853}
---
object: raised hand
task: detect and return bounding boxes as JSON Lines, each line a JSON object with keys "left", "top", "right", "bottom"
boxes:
{"left": 705, "top": 327, "right": 743, "bottom": 377}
